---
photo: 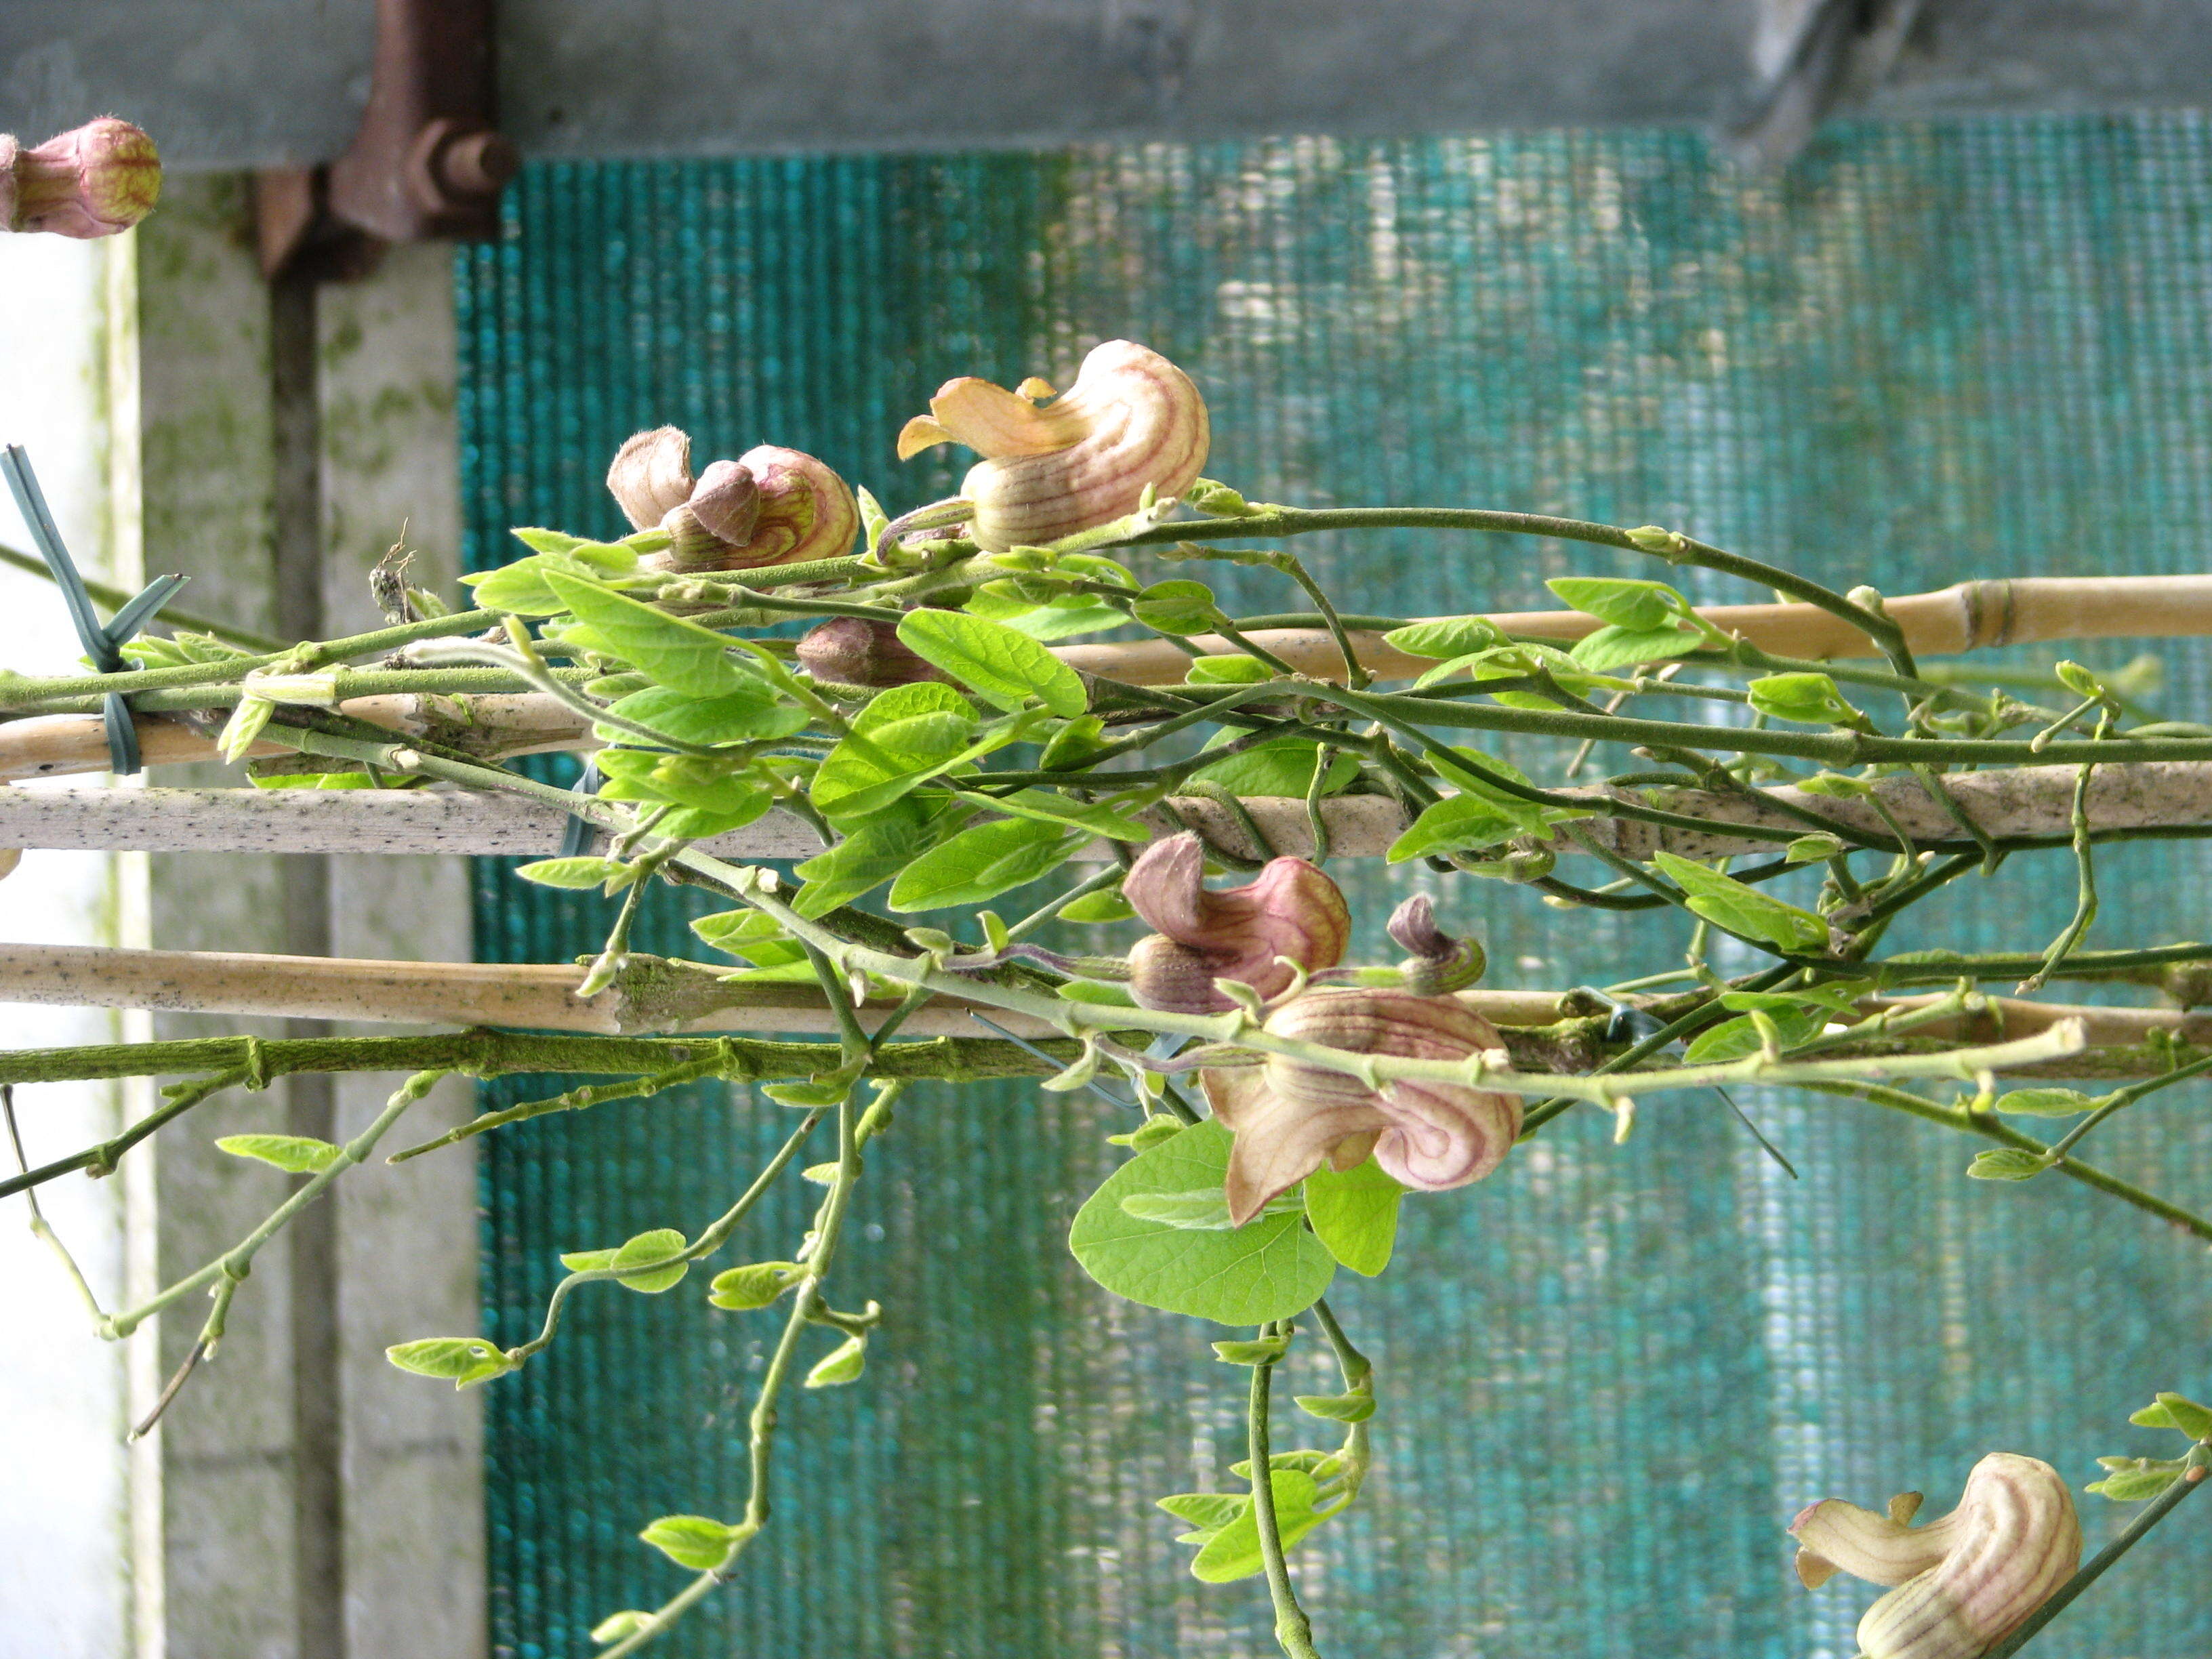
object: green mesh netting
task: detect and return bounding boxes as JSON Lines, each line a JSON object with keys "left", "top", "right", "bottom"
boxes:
{"left": 457, "top": 117, "right": 2212, "bottom": 1659}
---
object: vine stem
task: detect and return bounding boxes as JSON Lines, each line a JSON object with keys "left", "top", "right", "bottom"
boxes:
{"left": 598, "top": 1075, "right": 895, "bottom": 1658}
{"left": 1248, "top": 1328, "right": 1324, "bottom": 1659}
{"left": 96, "top": 1069, "right": 444, "bottom": 1340}
{"left": 1803, "top": 1081, "right": 2212, "bottom": 1241}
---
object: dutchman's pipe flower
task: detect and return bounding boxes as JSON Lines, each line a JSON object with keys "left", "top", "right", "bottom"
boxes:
{"left": 1123, "top": 832, "right": 1349, "bottom": 1015}
{"left": 895, "top": 340, "right": 1210, "bottom": 552}
{"left": 606, "top": 430, "right": 859, "bottom": 573}
{"left": 1788, "top": 1453, "right": 2081, "bottom": 1659}
{"left": 1203, "top": 988, "right": 1521, "bottom": 1225}
{"left": 2, "top": 118, "right": 161, "bottom": 239}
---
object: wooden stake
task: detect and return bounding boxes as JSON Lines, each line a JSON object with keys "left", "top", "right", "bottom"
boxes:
{"left": 3, "top": 764, "right": 2209, "bottom": 863}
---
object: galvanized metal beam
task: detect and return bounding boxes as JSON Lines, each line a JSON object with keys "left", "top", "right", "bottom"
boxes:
{"left": 6, "top": 1, "right": 2212, "bottom": 171}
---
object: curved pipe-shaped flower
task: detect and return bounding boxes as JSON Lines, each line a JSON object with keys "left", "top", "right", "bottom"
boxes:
{"left": 3, "top": 118, "right": 161, "bottom": 239}
{"left": 724, "top": 445, "right": 860, "bottom": 569}
{"left": 895, "top": 340, "right": 1209, "bottom": 552}
{"left": 1124, "top": 832, "right": 1349, "bottom": 1014}
{"left": 1789, "top": 1453, "right": 2081, "bottom": 1659}
{"left": 607, "top": 432, "right": 860, "bottom": 573}
{"left": 1203, "top": 988, "right": 1521, "bottom": 1225}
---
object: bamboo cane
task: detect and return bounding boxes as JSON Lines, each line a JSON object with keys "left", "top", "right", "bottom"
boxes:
{"left": 0, "top": 940, "right": 2194, "bottom": 1068}
{"left": 1057, "top": 575, "right": 2212, "bottom": 685}
{"left": 6, "top": 575, "right": 2209, "bottom": 783}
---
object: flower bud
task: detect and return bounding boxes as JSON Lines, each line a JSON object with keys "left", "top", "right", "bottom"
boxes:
{"left": 1, "top": 119, "right": 161, "bottom": 239}
{"left": 616, "top": 436, "right": 861, "bottom": 574}
{"left": 896, "top": 339, "right": 1209, "bottom": 552}
{"left": 1385, "top": 895, "right": 1487, "bottom": 994}
{"left": 607, "top": 427, "right": 695, "bottom": 531}
{"left": 687, "top": 458, "right": 761, "bottom": 543}
{"left": 1204, "top": 987, "right": 1520, "bottom": 1225}
{"left": 1789, "top": 1453, "right": 2081, "bottom": 1659}
{"left": 1124, "top": 832, "right": 1349, "bottom": 1015}
{"left": 794, "top": 617, "right": 944, "bottom": 689}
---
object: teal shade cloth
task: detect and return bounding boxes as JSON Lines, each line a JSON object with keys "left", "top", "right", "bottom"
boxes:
{"left": 458, "top": 117, "right": 2212, "bottom": 1658}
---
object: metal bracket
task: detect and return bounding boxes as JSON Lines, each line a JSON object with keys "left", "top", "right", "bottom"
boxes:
{"left": 256, "top": 0, "right": 516, "bottom": 280}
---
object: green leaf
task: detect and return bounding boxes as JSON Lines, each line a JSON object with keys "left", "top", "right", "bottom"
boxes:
{"left": 385, "top": 1336, "right": 510, "bottom": 1388}
{"left": 1570, "top": 623, "right": 1702, "bottom": 672}
{"left": 1967, "top": 1148, "right": 2051, "bottom": 1181}
{"left": 1547, "top": 576, "right": 1685, "bottom": 631}
{"left": 706, "top": 1261, "right": 803, "bottom": 1311}
{"left": 510, "top": 528, "right": 635, "bottom": 571}
{"left": 1994, "top": 1087, "right": 2106, "bottom": 1118}
{"left": 803, "top": 1334, "right": 867, "bottom": 1389}
{"left": 215, "top": 1133, "right": 342, "bottom": 1174}
{"left": 1382, "top": 615, "right": 1507, "bottom": 660}
{"left": 510, "top": 527, "right": 586, "bottom": 556}
{"left": 1747, "top": 672, "right": 1864, "bottom": 726}
{"left": 1060, "top": 885, "right": 1135, "bottom": 922}
{"left": 1303, "top": 1158, "right": 1404, "bottom": 1276}
{"left": 1129, "top": 579, "right": 1221, "bottom": 636}
{"left": 463, "top": 556, "right": 577, "bottom": 615}
{"left": 1188, "top": 1470, "right": 1335, "bottom": 1582}
{"left": 1038, "top": 714, "right": 1110, "bottom": 771}
{"left": 594, "top": 750, "right": 773, "bottom": 821}
{"left": 1414, "top": 642, "right": 1593, "bottom": 692}
{"left": 1157, "top": 1492, "right": 1250, "bottom": 1532}
{"left": 249, "top": 769, "right": 380, "bottom": 790}
{"left": 1717, "top": 983, "right": 1870, "bottom": 1014}
{"left": 1430, "top": 748, "right": 1571, "bottom": 832}
{"left": 590, "top": 1610, "right": 657, "bottom": 1644}
{"left": 600, "top": 682, "right": 809, "bottom": 745}
{"left": 1650, "top": 851, "right": 1830, "bottom": 953}
{"left": 1057, "top": 978, "right": 1138, "bottom": 1006}
{"left": 1294, "top": 1391, "right": 1378, "bottom": 1423}
{"left": 812, "top": 735, "right": 977, "bottom": 823}
{"left": 1682, "top": 1008, "right": 1826, "bottom": 1063}
{"left": 690, "top": 908, "right": 792, "bottom": 960}
{"left": 794, "top": 814, "right": 934, "bottom": 916}
{"left": 887, "top": 817, "right": 1079, "bottom": 912}
{"left": 2088, "top": 1462, "right": 2185, "bottom": 1501}
{"left": 2054, "top": 659, "right": 2107, "bottom": 700}
{"left": 1189, "top": 736, "right": 1359, "bottom": 800}
{"left": 1069, "top": 1121, "right": 1335, "bottom": 1324}
{"left": 516, "top": 855, "right": 634, "bottom": 891}
{"left": 1185, "top": 654, "right": 1275, "bottom": 684}
{"left": 896, "top": 609, "right": 1087, "bottom": 716}
{"left": 606, "top": 1227, "right": 691, "bottom": 1292}
{"left": 1795, "top": 771, "right": 1879, "bottom": 799}
{"left": 1120, "top": 1190, "right": 1239, "bottom": 1229}
{"left": 1212, "top": 1335, "right": 1292, "bottom": 1366}
{"left": 964, "top": 582, "right": 1128, "bottom": 640}
{"left": 968, "top": 787, "right": 1153, "bottom": 841}
{"left": 540, "top": 568, "right": 747, "bottom": 697}
{"left": 1386, "top": 795, "right": 1526, "bottom": 863}
{"left": 1785, "top": 834, "right": 1845, "bottom": 863}
{"left": 1107, "top": 1115, "right": 1189, "bottom": 1151}
{"left": 217, "top": 695, "right": 275, "bottom": 764}
{"left": 638, "top": 1514, "right": 741, "bottom": 1572}
{"left": 2154, "top": 1393, "right": 2212, "bottom": 1440}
